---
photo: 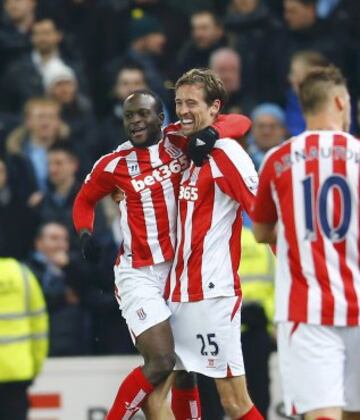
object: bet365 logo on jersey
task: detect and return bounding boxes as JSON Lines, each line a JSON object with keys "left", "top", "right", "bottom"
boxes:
{"left": 131, "top": 156, "right": 188, "bottom": 192}
{"left": 179, "top": 185, "right": 198, "bottom": 201}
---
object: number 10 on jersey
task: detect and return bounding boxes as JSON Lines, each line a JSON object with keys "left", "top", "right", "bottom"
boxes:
{"left": 302, "top": 174, "right": 352, "bottom": 242}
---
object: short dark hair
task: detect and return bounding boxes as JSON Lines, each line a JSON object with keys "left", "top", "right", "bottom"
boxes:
{"left": 286, "top": 0, "right": 316, "bottom": 6}
{"left": 125, "top": 89, "right": 163, "bottom": 114}
{"left": 118, "top": 62, "right": 146, "bottom": 76}
{"left": 175, "top": 68, "right": 228, "bottom": 110}
{"left": 32, "top": 17, "right": 62, "bottom": 32}
{"left": 299, "top": 65, "right": 347, "bottom": 115}
{"left": 191, "top": 9, "right": 223, "bottom": 27}
{"left": 34, "top": 221, "right": 68, "bottom": 240}
{"left": 48, "top": 142, "right": 78, "bottom": 160}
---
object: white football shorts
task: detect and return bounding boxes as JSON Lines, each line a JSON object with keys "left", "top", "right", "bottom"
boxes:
{"left": 114, "top": 259, "right": 172, "bottom": 340}
{"left": 277, "top": 321, "right": 360, "bottom": 415}
{"left": 168, "top": 296, "right": 245, "bottom": 378}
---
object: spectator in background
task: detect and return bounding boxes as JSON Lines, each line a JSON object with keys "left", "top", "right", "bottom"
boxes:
{"left": 224, "top": 0, "right": 281, "bottom": 103}
{"left": 177, "top": 10, "right": 227, "bottom": 76}
{"left": 247, "top": 103, "right": 286, "bottom": 170}
{"left": 1, "top": 18, "right": 87, "bottom": 113}
{"left": 282, "top": 0, "right": 347, "bottom": 69}
{"left": 99, "top": 62, "right": 170, "bottom": 157}
{"left": 209, "top": 47, "right": 256, "bottom": 115}
{"left": 99, "top": 63, "right": 148, "bottom": 156}
{"left": 44, "top": 61, "right": 97, "bottom": 175}
{"left": 5, "top": 97, "right": 68, "bottom": 197}
{"left": 0, "top": 0, "right": 36, "bottom": 74}
{"left": 0, "top": 253, "right": 48, "bottom": 420}
{"left": 258, "top": 0, "right": 348, "bottom": 104}
{"left": 35, "top": 142, "right": 111, "bottom": 253}
{"left": 286, "top": 50, "right": 329, "bottom": 135}
{"left": 27, "top": 221, "right": 92, "bottom": 356}
{"left": 104, "top": 12, "right": 169, "bottom": 109}
{"left": 33, "top": 143, "right": 125, "bottom": 355}
{"left": 0, "top": 156, "right": 39, "bottom": 259}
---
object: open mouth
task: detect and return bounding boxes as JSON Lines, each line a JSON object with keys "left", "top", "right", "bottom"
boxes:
{"left": 180, "top": 118, "right": 194, "bottom": 130}
{"left": 131, "top": 126, "right": 147, "bottom": 137}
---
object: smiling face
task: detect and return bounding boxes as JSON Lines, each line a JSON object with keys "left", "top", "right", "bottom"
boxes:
{"left": 175, "top": 83, "right": 221, "bottom": 135}
{"left": 123, "top": 93, "right": 164, "bottom": 147}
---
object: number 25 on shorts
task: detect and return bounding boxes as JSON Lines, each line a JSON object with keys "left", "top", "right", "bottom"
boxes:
{"left": 196, "top": 333, "right": 219, "bottom": 356}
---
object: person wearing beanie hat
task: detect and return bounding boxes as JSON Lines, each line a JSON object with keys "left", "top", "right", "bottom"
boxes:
{"left": 248, "top": 103, "right": 287, "bottom": 170}
{"left": 104, "top": 10, "right": 169, "bottom": 109}
{"left": 129, "top": 12, "right": 165, "bottom": 44}
{"left": 45, "top": 61, "right": 96, "bottom": 176}
{"left": 43, "top": 61, "right": 77, "bottom": 93}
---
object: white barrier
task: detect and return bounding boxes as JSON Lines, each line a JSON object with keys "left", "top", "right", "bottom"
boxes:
{"left": 29, "top": 355, "right": 144, "bottom": 420}
{"left": 29, "top": 354, "right": 285, "bottom": 420}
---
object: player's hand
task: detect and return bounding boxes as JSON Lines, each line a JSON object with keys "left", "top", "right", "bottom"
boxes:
{"left": 111, "top": 187, "right": 124, "bottom": 204}
{"left": 187, "top": 126, "right": 219, "bottom": 167}
{"left": 79, "top": 232, "right": 101, "bottom": 262}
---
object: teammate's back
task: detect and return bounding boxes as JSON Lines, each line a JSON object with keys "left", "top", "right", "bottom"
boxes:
{"left": 253, "top": 65, "right": 360, "bottom": 420}
{"left": 260, "top": 130, "right": 360, "bottom": 326}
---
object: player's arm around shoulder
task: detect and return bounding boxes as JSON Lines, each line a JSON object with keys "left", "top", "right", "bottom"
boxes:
{"left": 209, "top": 138, "right": 258, "bottom": 212}
{"left": 212, "top": 137, "right": 258, "bottom": 188}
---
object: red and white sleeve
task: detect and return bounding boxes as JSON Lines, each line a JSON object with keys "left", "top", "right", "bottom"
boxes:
{"left": 211, "top": 139, "right": 258, "bottom": 214}
{"left": 72, "top": 157, "right": 118, "bottom": 233}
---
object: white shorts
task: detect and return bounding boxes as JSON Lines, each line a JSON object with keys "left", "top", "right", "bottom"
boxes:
{"left": 168, "top": 296, "right": 245, "bottom": 378}
{"left": 277, "top": 322, "right": 360, "bottom": 415}
{"left": 114, "top": 259, "right": 172, "bottom": 340}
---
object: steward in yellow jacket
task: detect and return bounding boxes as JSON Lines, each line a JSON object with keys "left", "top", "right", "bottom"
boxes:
{"left": 0, "top": 257, "right": 48, "bottom": 420}
{"left": 239, "top": 225, "right": 276, "bottom": 418}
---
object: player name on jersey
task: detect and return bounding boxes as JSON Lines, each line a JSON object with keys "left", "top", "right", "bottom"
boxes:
{"left": 253, "top": 131, "right": 360, "bottom": 326}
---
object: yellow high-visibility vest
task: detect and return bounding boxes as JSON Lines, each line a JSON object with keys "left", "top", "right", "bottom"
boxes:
{"left": 0, "top": 258, "right": 48, "bottom": 382}
{"left": 239, "top": 227, "right": 275, "bottom": 322}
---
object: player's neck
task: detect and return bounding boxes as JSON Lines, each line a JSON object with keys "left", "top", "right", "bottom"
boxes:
{"left": 306, "top": 114, "right": 343, "bottom": 132}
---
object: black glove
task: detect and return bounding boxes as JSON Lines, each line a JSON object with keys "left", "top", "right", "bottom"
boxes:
{"left": 79, "top": 232, "right": 101, "bottom": 262}
{"left": 187, "top": 126, "right": 219, "bottom": 167}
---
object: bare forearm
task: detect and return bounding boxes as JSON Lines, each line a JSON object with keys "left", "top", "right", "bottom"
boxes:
{"left": 253, "top": 222, "right": 277, "bottom": 244}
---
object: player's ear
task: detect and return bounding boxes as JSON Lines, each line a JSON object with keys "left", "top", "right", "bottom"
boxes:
{"left": 158, "top": 112, "right": 165, "bottom": 124}
{"left": 210, "top": 99, "right": 221, "bottom": 117}
{"left": 335, "top": 95, "right": 345, "bottom": 112}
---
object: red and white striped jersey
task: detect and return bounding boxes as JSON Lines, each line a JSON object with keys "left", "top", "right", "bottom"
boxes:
{"left": 167, "top": 139, "right": 258, "bottom": 302}
{"left": 73, "top": 115, "right": 252, "bottom": 269}
{"left": 73, "top": 133, "right": 188, "bottom": 268}
{"left": 252, "top": 130, "right": 360, "bottom": 326}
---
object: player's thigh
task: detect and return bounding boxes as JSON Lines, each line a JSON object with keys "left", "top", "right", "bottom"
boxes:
{"left": 114, "top": 261, "right": 172, "bottom": 341}
{"left": 136, "top": 319, "right": 175, "bottom": 360}
{"left": 344, "top": 326, "right": 360, "bottom": 412}
{"left": 168, "top": 296, "right": 244, "bottom": 378}
{"left": 277, "top": 322, "right": 345, "bottom": 416}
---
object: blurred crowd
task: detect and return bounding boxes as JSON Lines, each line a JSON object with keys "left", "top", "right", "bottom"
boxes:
{"left": 0, "top": 0, "right": 359, "bottom": 360}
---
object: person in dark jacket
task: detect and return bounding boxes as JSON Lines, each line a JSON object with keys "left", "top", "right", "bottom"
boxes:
{"left": 0, "top": 0, "right": 35, "bottom": 74}
{"left": 177, "top": 10, "right": 228, "bottom": 77}
{"left": 0, "top": 156, "right": 39, "bottom": 260}
{"left": 36, "top": 143, "right": 110, "bottom": 252}
{"left": 104, "top": 13, "right": 169, "bottom": 109}
{"left": 27, "top": 221, "right": 92, "bottom": 356}
{"left": 224, "top": 0, "right": 282, "bottom": 103}
{"left": 44, "top": 61, "right": 97, "bottom": 176}
{"left": 0, "top": 18, "right": 88, "bottom": 113}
